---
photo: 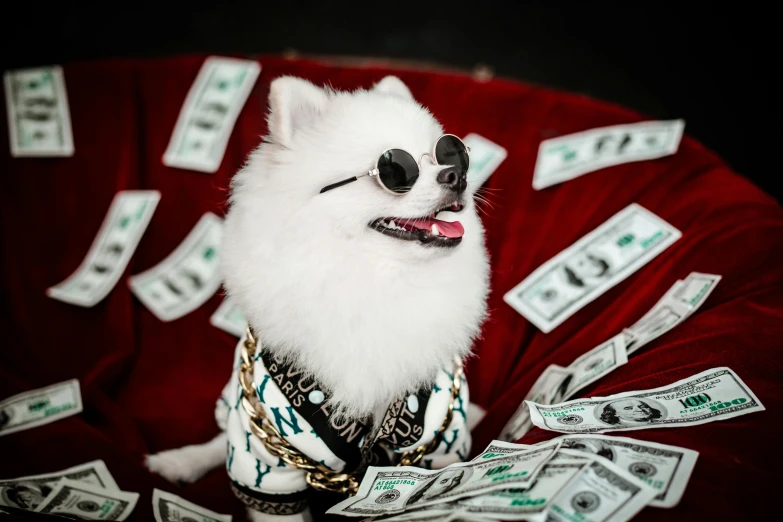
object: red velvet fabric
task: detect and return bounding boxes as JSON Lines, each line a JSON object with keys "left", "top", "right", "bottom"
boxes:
{"left": 2, "top": 55, "right": 782, "bottom": 521}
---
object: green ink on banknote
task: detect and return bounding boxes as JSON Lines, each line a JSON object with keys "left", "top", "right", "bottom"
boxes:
{"left": 481, "top": 453, "right": 504, "bottom": 459}
{"left": 44, "top": 403, "right": 73, "bottom": 416}
{"left": 29, "top": 399, "right": 50, "bottom": 412}
{"left": 640, "top": 230, "right": 664, "bottom": 248}
{"left": 511, "top": 498, "right": 546, "bottom": 506}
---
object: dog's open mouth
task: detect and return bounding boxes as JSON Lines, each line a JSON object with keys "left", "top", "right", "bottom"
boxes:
{"left": 369, "top": 202, "right": 465, "bottom": 247}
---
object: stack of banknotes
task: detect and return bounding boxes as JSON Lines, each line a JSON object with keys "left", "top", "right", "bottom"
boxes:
{"left": 328, "top": 367, "right": 761, "bottom": 522}
{"left": 501, "top": 271, "right": 723, "bottom": 442}
{"left": 329, "top": 438, "right": 677, "bottom": 521}
{"left": 1, "top": 366, "right": 763, "bottom": 521}
{"left": 0, "top": 459, "right": 231, "bottom": 521}
{"left": 0, "top": 384, "right": 232, "bottom": 520}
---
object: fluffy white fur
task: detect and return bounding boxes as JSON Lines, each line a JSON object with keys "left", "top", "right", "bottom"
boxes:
{"left": 147, "top": 77, "right": 490, "bottom": 520}
{"left": 222, "top": 75, "right": 490, "bottom": 418}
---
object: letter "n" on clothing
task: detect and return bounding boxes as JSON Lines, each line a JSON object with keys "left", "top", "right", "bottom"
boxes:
{"left": 271, "top": 406, "right": 303, "bottom": 437}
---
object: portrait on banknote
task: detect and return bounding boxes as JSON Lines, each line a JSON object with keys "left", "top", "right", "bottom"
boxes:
{"left": 405, "top": 467, "right": 474, "bottom": 507}
{"left": 521, "top": 249, "right": 614, "bottom": 321}
{"left": 563, "top": 252, "right": 611, "bottom": 288}
{"left": 562, "top": 439, "right": 616, "bottom": 461}
{"left": 597, "top": 399, "right": 666, "bottom": 427}
{"left": 0, "top": 482, "right": 51, "bottom": 510}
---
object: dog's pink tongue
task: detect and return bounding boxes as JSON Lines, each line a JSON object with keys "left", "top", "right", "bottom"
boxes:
{"left": 411, "top": 218, "right": 465, "bottom": 238}
{"left": 433, "top": 219, "right": 465, "bottom": 238}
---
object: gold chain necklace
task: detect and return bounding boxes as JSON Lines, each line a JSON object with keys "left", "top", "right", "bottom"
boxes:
{"left": 238, "top": 327, "right": 463, "bottom": 495}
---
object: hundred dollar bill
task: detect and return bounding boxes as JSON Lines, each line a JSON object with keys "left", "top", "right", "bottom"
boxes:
{"left": 327, "top": 443, "right": 560, "bottom": 517}
{"left": 0, "top": 379, "right": 82, "bottom": 437}
{"left": 210, "top": 297, "right": 248, "bottom": 337}
{"left": 153, "top": 489, "right": 231, "bottom": 522}
{"left": 561, "top": 333, "right": 628, "bottom": 400}
{"left": 627, "top": 302, "right": 689, "bottom": 355}
{"left": 475, "top": 443, "right": 594, "bottom": 468}
{"left": 471, "top": 440, "right": 533, "bottom": 462}
{"left": 462, "top": 134, "right": 507, "bottom": 188}
{"left": 626, "top": 272, "right": 721, "bottom": 354}
{"left": 541, "top": 451, "right": 658, "bottom": 522}
{"left": 532, "top": 120, "right": 685, "bottom": 190}
{"left": 4, "top": 66, "right": 74, "bottom": 157}
{"left": 672, "top": 272, "right": 721, "bottom": 315}
{"left": 388, "top": 451, "right": 653, "bottom": 522}
{"left": 129, "top": 212, "right": 223, "bottom": 321}
{"left": 373, "top": 509, "right": 494, "bottom": 522}
{"left": 500, "top": 334, "right": 628, "bottom": 444}
{"left": 534, "top": 434, "right": 698, "bottom": 508}
{"left": 527, "top": 367, "right": 764, "bottom": 434}
{"left": 632, "top": 273, "right": 721, "bottom": 330}
{"left": 0, "top": 460, "right": 118, "bottom": 511}
{"left": 35, "top": 479, "right": 138, "bottom": 520}
{"left": 504, "top": 203, "right": 681, "bottom": 333}
{"left": 629, "top": 278, "right": 685, "bottom": 336}
{"left": 163, "top": 57, "right": 261, "bottom": 173}
{"left": 47, "top": 191, "right": 161, "bottom": 307}
{"left": 440, "top": 459, "right": 591, "bottom": 520}
{"left": 499, "top": 365, "right": 571, "bottom": 442}
{"left": 621, "top": 329, "right": 637, "bottom": 349}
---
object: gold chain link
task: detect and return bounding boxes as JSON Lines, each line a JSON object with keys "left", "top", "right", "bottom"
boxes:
{"left": 238, "top": 327, "right": 462, "bottom": 495}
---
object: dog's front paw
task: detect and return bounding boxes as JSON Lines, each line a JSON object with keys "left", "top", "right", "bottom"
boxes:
{"left": 145, "top": 447, "right": 212, "bottom": 484}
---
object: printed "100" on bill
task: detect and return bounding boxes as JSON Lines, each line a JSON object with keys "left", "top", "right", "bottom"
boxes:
{"left": 526, "top": 367, "right": 764, "bottom": 434}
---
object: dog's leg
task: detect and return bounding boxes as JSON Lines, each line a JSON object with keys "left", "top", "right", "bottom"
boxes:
{"left": 246, "top": 507, "right": 312, "bottom": 522}
{"left": 466, "top": 401, "right": 487, "bottom": 432}
{"left": 145, "top": 432, "right": 227, "bottom": 484}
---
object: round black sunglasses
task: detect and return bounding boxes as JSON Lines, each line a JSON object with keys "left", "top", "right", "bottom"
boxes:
{"left": 319, "top": 134, "right": 470, "bottom": 194}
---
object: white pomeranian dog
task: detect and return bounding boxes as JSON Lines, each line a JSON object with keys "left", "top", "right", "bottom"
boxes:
{"left": 147, "top": 75, "right": 490, "bottom": 521}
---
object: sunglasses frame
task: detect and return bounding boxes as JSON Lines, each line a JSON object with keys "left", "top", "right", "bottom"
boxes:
{"left": 319, "top": 134, "right": 470, "bottom": 194}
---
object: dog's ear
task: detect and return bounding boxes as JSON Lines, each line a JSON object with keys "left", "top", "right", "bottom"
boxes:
{"left": 267, "top": 76, "right": 329, "bottom": 147}
{"left": 372, "top": 76, "right": 413, "bottom": 100}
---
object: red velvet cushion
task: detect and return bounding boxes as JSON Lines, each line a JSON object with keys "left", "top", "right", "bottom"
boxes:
{"left": 2, "top": 55, "right": 782, "bottom": 521}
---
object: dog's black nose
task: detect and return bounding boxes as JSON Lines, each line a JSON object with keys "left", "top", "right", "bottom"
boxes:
{"left": 437, "top": 167, "right": 467, "bottom": 192}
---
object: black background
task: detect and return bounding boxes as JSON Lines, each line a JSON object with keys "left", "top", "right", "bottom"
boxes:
{"left": 2, "top": 2, "right": 779, "bottom": 201}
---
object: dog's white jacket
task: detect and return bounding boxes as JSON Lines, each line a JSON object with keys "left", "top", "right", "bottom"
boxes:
{"left": 215, "top": 339, "right": 470, "bottom": 514}
{"left": 216, "top": 335, "right": 470, "bottom": 514}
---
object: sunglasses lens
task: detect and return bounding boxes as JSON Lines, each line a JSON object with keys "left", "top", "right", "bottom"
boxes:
{"left": 435, "top": 135, "right": 470, "bottom": 175}
{"left": 377, "top": 149, "right": 419, "bottom": 193}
